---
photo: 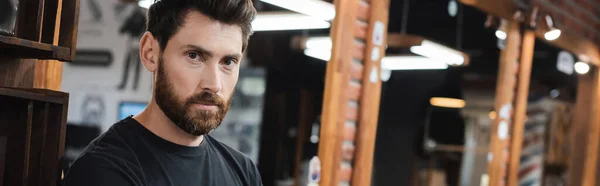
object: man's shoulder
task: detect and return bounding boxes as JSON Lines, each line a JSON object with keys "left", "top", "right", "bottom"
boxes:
{"left": 205, "top": 135, "right": 254, "bottom": 163}
{"left": 76, "top": 119, "right": 141, "bottom": 168}
{"left": 64, "top": 120, "right": 143, "bottom": 185}
{"left": 205, "top": 135, "right": 262, "bottom": 184}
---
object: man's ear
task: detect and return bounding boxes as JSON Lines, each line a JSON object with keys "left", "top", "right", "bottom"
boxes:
{"left": 140, "top": 32, "right": 159, "bottom": 73}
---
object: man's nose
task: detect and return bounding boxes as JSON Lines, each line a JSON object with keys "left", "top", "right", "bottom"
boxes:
{"left": 198, "top": 64, "right": 222, "bottom": 93}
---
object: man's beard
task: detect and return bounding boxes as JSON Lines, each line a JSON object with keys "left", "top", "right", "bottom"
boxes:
{"left": 154, "top": 57, "right": 232, "bottom": 136}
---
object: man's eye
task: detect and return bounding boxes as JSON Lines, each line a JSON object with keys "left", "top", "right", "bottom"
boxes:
{"left": 223, "top": 59, "right": 237, "bottom": 66}
{"left": 188, "top": 52, "right": 199, "bottom": 60}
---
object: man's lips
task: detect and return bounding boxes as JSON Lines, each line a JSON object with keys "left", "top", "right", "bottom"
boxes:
{"left": 191, "top": 102, "right": 218, "bottom": 111}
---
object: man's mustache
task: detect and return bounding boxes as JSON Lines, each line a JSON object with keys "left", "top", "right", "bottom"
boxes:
{"left": 186, "top": 92, "right": 226, "bottom": 107}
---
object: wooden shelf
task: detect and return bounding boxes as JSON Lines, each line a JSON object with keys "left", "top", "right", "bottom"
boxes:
{"left": 0, "top": 86, "right": 68, "bottom": 186}
{"left": 0, "top": 35, "right": 71, "bottom": 61}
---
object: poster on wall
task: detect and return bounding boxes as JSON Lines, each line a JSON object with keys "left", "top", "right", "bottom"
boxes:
{"left": 62, "top": 0, "right": 153, "bottom": 131}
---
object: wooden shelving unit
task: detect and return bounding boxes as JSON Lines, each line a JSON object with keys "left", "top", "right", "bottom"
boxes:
{"left": 0, "top": 87, "right": 69, "bottom": 186}
{"left": 0, "top": 0, "right": 79, "bottom": 185}
{"left": 0, "top": 0, "right": 79, "bottom": 62}
{"left": 0, "top": 35, "right": 71, "bottom": 61}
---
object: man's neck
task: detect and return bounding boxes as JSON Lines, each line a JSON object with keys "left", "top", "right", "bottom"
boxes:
{"left": 133, "top": 100, "right": 204, "bottom": 147}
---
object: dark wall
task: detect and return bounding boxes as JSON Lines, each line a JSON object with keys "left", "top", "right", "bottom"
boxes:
{"left": 372, "top": 70, "right": 447, "bottom": 186}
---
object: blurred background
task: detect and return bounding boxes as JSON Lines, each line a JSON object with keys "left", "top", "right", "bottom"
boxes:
{"left": 51, "top": 0, "right": 596, "bottom": 186}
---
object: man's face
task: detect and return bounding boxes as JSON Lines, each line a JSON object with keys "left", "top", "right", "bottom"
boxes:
{"left": 154, "top": 11, "right": 243, "bottom": 136}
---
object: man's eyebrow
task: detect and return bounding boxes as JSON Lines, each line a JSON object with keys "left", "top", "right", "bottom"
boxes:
{"left": 224, "top": 53, "right": 242, "bottom": 60}
{"left": 181, "top": 44, "right": 213, "bottom": 58}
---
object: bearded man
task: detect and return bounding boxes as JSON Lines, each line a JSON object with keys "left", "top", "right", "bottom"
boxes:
{"left": 64, "top": 0, "right": 261, "bottom": 185}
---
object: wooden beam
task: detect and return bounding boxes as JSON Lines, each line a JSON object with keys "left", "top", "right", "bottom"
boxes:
{"left": 318, "top": 0, "right": 359, "bottom": 185}
{"left": 534, "top": 28, "right": 600, "bottom": 66}
{"left": 459, "top": 0, "right": 518, "bottom": 23}
{"left": 488, "top": 21, "right": 520, "bottom": 186}
{"left": 568, "top": 70, "right": 600, "bottom": 186}
{"left": 581, "top": 70, "right": 600, "bottom": 186}
{"left": 351, "top": 0, "right": 389, "bottom": 185}
{"left": 459, "top": 0, "right": 600, "bottom": 66}
{"left": 507, "top": 29, "right": 535, "bottom": 186}
{"left": 568, "top": 72, "right": 595, "bottom": 186}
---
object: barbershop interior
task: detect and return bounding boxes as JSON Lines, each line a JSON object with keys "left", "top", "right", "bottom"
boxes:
{"left": 1, "top": 0, "right": 599, "bottom": 186}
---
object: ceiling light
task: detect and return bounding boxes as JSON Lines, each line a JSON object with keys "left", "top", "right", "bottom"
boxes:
{"left": 302, "top": 36, "right": 467, "bottom": 70}
{"left": 138, "top": 0, "right": 153, "bottom": 9}
{"left": 495, "top": 19, "right": 507, "bottom": 40}
{"left": 259, "top": 0, "right": 336, "bottom": 21}
{"left": 495, "top": 30, "right": 507, "bottom": 40}
{"left": 305, "top": 37, "right": 332, "bottom": 50}
{"left": 430, "top": 97, "right": 466, "bottom": 108}
{"left": 253, "top": 13, "right": 330, "bottom": 31}
{"left": 409, "top": 40, "right": 465, "bottom": 66}
{"left": 382, "top": 56, "right": 449, "bottom": 70}
{"left": 575, "top": 62, "right": 590, "bottom": 74}
{"left": 544, "top": 29, "right": 561, "bottom": 41}
{"left": 381, "top": 68, "right": 392, "bottom": 82}
{"left": 304, "top": 48, "right": 331, "bottom": 61}
{"left": 544, "top": 15, "right": 561, "bottom": 41}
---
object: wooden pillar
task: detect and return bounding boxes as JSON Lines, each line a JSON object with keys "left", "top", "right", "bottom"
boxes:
{"left": 318, "top": 0, "right": 390, "bottom": 185}
{"left": 488, "top": 20, "right": 520, "bottom": 186}
{"left": 568, "top": 67, "right": 600, "bottom": 186}
{"left": 506, "top": 29, "right": 535, "bottom": 186}
{"left": 352, "top": 0, "right": 389, "bottom": 185}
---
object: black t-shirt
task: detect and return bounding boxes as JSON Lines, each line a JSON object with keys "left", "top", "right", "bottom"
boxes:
{"left": 64, "top": 117, "right": 263, "bottom": 186}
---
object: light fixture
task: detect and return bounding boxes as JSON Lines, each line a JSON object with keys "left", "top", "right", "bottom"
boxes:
{"left": 259, "top": 0, "right": 336, "bottom": 21}
{"left": 302, "top": 36, "right": 467, "bottom": 70}
{"left": 495, "top": 19, "right": 507, "bottom": 40}
{"left": 252, "top": 13, "right": 331, "bottom": 31}
{"left": 429, "top": 97, "right": 466, "bottom": 108}
{"left": 409, "top": 40, "right": 465, "bottom": 66}
{"left": 304, "top": 48, "right": 331, "bottom": 61}
{"left": 305, "top": 37, "right": 332, "bottom": 50}
{"left": 134, "top": 3, "right": 332, "bottom": 31}
{"left": 575, "top": 62, "right": 590, "bottom": 74}
{"left": 495, "top": 30, "right": 507, "bottom": 40}
{"left": 544, "top": 29, "right": 562, "bottom": 41}
{"left": 138, "top": 0, "right": 153, "bottom": 9}
{"left": 550, "top": 89, "right": 560, "bottom": 98}
{"left": 305, "top": 51, "right": 450, "bottom": 71}
{"left": 489, "top": 111, "right": 497, "bottom": 120}
{"left": 380, "top": 68, "right": 392, "bottom": 82}
{"left": 544, "top": 15, "right": 561, "bottom": 41}
{"left": 382, "top": 56, "right": 448, "bottom": 70}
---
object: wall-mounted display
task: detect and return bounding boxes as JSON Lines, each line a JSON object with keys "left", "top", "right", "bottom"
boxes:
{"left": 118, "top": 101, "right": 147, "bottom": 120}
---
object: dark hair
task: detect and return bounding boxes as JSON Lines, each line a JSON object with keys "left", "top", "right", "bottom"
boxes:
{"left": 146, "top": 0, "right": 256, "bottom": 52}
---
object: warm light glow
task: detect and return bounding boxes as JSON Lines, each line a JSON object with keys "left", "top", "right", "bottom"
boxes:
{"left": 430, "top": 97, "right": 466, "bottom": 108}
{"left": 138, "top": 0, "right": 153, "bottom": 9}
{"left": 575, "top": 62, "right": 590, "bottom": 74}
{"left": 252, "top": 13, "right": 331, "bottom": 31}
{"left": 382, "top": 56, "right": 448, "bottom": 70}
{"left": 260, "top": 0, "right": 336, "bottom": 21}
{"left": 489, "top": 111, "right": 497, "bottom": 120}
{"left": 495, "top": 30, "right": 507, "bottom": 40}
{"left": 410, "top": 40, "right": 465, "bottom": 66}
{"left": 544, "top": 29, "right": 562, "bottom": 41}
